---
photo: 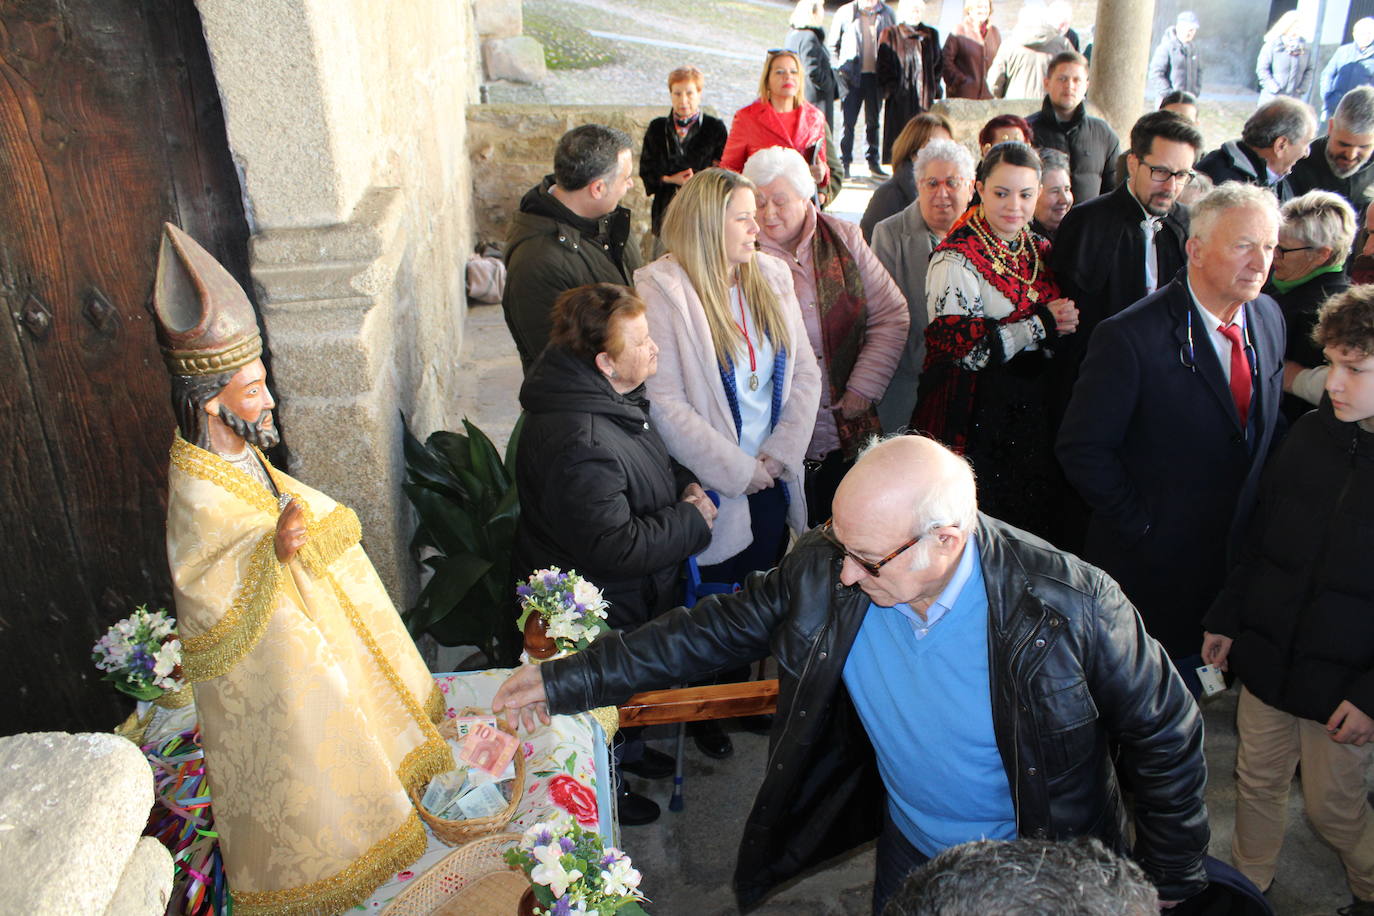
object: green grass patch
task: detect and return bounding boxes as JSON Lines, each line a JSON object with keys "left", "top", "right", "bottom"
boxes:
{"left": 524, "top": 11, "right": 618, "bottom": 70}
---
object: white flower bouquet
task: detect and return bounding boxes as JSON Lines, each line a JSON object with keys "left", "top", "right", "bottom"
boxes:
{"left": 504, "top": 820, "right": 648, "bottom": 915}
{"left": 515, "top": 568, "right": 610, "bottom": 654}
{"left": 91, "top": 605, "right": 184, "bottom": 701}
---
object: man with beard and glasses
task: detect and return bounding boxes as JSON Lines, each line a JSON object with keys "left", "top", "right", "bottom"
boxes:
{"left": 152, "top": 223, "right": 452, "bottom": 915}
{"left": 1288, "top": 86, "right": 1374, "bottom": 228}
{"left": 1051, "top": 111, "right": 1203, "bottom": 405}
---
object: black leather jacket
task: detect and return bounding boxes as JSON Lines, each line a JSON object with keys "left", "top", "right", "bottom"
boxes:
{"left": 542, "top": 515, "right": 1210, "bottom": 906}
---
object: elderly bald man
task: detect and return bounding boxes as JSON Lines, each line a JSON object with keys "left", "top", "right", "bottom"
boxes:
{"left": 493, "top": 435, "right": 1210, "bottom": 914}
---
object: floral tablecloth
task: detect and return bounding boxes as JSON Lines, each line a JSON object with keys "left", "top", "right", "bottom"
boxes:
{"left": 354, "top": 669, "right": 614, "bottom": 912}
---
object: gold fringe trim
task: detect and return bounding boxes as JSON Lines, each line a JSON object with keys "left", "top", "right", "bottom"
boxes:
{"left": 113, "top": 708, "right": 155, "bottom": 745}
{"left": 154, "top": 683, "right": 194, "bottom": 709}
{"left": 425, "top": 681, "right": 445, "bottom": 724}
{"left": 590, "top": 706, "right": 619, "bottom": 745}
{"left": 296, "top": 505, "right": 361, "bottom": 579}
{"left": 170, "top": 435, "right": 278, "bottom": 516}
{"left": 230, "top": 810, "right": 427, "bottom": 916}
{"left": 181, "top": 533, "right": 281, "bottom": 682}
{"left": 398, "top": 732, "right": 456, "bottom": 796}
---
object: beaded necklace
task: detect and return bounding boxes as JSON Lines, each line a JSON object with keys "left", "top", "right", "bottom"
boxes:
{"left": 966, "top": 206, "right": 1042, "bottom": 302}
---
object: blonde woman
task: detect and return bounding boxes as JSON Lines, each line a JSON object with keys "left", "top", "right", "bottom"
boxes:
{"left": 635, "top": 167, "right": 820, "bottom": 760}
{"left": 722, "top": 50, "right": 831, "bottom": 191}
{"left": 1257, "top": 10, "right": 1314, "bottom": 104}
{"left": 636, "top": 167, "right": 821, "bottom": 585}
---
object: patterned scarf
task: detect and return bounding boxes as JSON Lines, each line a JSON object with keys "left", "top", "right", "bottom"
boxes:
{"left": 812, "top": 215, "right": 881, "bottom": 458}
{"left": 673, "top": 111, "right": 700, "bottom": 141}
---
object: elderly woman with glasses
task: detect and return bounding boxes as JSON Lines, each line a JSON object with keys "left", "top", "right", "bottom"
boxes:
{"left": 871, "top": 138, "right": 977, "bottom": 433}
{"left": 1269, "top": 190, "right": 1357, "bottom": 420}
{"left": 912, "top": 141, "right": 1078, "bottom": 542}
{"left": 743, "top": 146, "right": 908, "bottom": 524}
{"left": 722, "top": 48, "right": 841, "bottom": 206}
{"left": 860, "top": 112, "right": 954, "bottom": 241}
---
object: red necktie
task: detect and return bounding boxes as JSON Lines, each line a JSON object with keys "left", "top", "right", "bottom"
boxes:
{"left": 1218, "top": 323, "right": 1251, "bottom": 428}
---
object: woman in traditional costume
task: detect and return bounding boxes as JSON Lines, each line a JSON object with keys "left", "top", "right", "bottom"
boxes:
{"left": 743, "top": 146, "right": 908, "bottom": 524}
{"left": 912, "top": 142, "right": 1078, "bottom": 540}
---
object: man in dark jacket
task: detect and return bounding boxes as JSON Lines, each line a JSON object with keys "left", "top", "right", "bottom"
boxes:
{"left": 1052, "top": 111, "right": 1202, "bottom": 379}
{"left": 830, "top": 0, "right": 897, "bottom": 175}
{"left": 495, "top": 435, "right": 1210, "bottom": 914}
{"left": 1148, "top": 12, "right": 1202, "bottom": 100}
{"left": 503, "top": 124, "right": 641, "bottom": 373}
{"left": 1057, "top": 183, "right": 1287, "bottom": 693}
{"left": 1197, "top": 96, "right": 1317, "bottom": 203}
{"left": 1026, "top": 51, "right": 1121, "bottom": 202}
{"left": 1289, "top": 86, "right": 1374, "bottom": 222}
{"left": 1201, "top": 286, "right": 1374, "bottom": 914}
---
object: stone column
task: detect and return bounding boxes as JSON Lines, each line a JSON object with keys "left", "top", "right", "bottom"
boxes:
{"left": 1090, "top": 0, "right": 1157, "bottom": 142}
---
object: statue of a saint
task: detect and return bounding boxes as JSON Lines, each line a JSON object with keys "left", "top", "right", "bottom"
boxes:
{"left": 152, "top": 224, "right": 452, "bottom": 915}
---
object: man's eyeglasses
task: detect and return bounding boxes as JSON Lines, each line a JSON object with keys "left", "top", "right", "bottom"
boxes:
{"left": 1275, "top": 244, "right": 1313, "bottom": 257}
{"left": 919, "top": 177, "right": 967, "bottom": 192}
{"left": 819, "top": 518, "right": 923, "bottom": 577}
{"left": 1139, "top": 160, "right": 1195, "bottom": 184}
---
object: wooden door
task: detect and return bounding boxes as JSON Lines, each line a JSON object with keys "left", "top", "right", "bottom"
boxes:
{"left": 0, "top": 0, "right": 254, "bottom": 734}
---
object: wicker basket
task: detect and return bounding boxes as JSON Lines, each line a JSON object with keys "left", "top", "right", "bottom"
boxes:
{"left": 381, "top": 832, "right": 528, "bottom": 915}
{"left": 410, "top": 708, "right": 525, "bottom": 846}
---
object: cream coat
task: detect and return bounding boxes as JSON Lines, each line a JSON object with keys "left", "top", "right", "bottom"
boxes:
{"left": 636, "top": 254, "right": 822, "bottom": 565}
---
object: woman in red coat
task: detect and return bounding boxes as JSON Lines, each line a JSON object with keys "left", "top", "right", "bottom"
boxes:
{"left": 721, "top": 49, "right": 831, "bottom": 193}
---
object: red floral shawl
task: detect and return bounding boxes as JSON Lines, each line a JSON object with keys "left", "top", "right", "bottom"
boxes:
{"left": 911, "top": 209, "right": 1060, "bottom": 451}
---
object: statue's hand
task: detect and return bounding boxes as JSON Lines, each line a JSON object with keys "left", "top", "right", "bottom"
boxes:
{"left": 275, "top": 498, "right": 307, "bottom": 562}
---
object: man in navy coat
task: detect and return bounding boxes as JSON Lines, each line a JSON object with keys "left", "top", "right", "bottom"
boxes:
{"left": 1057, "top": 183, "right": 1285, "bottom": 693}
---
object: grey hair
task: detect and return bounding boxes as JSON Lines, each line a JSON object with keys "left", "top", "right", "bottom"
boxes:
{"left": 914, "top": 138, "right": 976, "bottom": 182}
{"left": 856, "top": 433, "right": 979, "bottom": 540}
{"left": 1241, "top": 97, "right": 1317, "bottom": 148}
{"left": 885, "top": 838, "right": 1160, "bottom": 916}
{"left": 1189, "top": 181, "right": 1281, "bottom": 241}
{"left": 1281, "top": 190, "right": 1357, "bottom": 262}
{"left": 1038, "top": 148, "right": 1071, "bottom": 176}
{"left": 1334, "top": 86, "right": 1374, "bottom": 136}
{"left": 742, "top": 145, "right": 817, "bottom": 200}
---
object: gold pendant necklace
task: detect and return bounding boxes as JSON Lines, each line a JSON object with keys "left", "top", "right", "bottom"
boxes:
{"left": 971, "top": 208, "right": 1041, "bottom": 300}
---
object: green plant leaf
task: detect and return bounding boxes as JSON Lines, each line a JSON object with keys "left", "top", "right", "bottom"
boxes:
{"left": 616, "top": 901, "right": 650, "bottom": 915}
{"left": 462, "top": 418, "right": 507, "bottom": 489}
{"left": 429, "top": 430, "right": 475, "bottom": 476}
{"left": 503, "top": 412, "right": 526, "bottom": 481}
{"left": 405, "top": 554, "right": 492, "bottom": 633}
{"left": 404, "top": 484, "right": 480, "bottom": 558}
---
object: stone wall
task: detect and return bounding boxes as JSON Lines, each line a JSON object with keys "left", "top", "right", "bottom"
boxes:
{"left": 196, "top": 0, "right": 482, "bottom": 603}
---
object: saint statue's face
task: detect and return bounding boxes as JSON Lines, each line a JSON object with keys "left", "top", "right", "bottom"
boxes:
{"left": 205, "top": 358, "right": 280, "bottom": 451}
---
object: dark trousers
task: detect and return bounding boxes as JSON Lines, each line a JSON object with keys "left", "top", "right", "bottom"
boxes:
{"left": 698, "top": 484, "right": 788, "bottom": 584}
{"left": 872, "top": 809, "right": 930, "bottom": 915}
{"left": 805, "top": 449, "right": 852, "bottom": 528}
{"left": 841, "top": 72, "right": 881, "bottom": 165}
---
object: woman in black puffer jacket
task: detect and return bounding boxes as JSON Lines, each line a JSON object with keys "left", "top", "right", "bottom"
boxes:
{"left": 515, "top": 282, "right": 715, "bottom": 632}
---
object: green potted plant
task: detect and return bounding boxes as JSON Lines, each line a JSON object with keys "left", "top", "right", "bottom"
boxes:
{"left": 401, "top": 415, "right": 525, "bottom": 666}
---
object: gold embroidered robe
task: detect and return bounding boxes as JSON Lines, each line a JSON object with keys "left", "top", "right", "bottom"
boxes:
{"left": 166, "top": 436, "right": 452, "bottom": 915}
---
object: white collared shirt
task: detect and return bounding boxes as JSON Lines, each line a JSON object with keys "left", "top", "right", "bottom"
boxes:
{"left": 1186, "top": 277, "right": 1249, "bottom": 385}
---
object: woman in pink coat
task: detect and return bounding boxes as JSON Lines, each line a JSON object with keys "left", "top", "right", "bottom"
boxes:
{"left": 636, "top": 167, "right": 821, "bottom": 585}
{"left": 743, "top": 146, "right": 908, "bottom": 525}
{"left": 721, "top": 49, "right": 832, "bottom": 194}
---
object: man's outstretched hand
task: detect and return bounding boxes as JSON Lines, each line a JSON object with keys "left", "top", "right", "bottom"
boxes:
{"left": 493, "top": 663, "right": 552, "bottom": 732}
